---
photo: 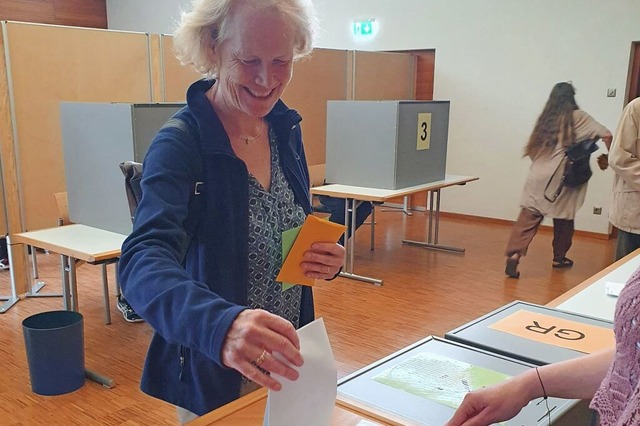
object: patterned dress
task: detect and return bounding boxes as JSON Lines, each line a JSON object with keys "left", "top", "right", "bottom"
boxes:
{"left": 241, "top": 127, "right": 307, "bottom": 390}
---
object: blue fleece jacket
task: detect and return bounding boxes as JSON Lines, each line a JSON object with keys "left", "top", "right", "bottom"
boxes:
{"left": 118, "top": 79, "right": 314, "bottom": 415}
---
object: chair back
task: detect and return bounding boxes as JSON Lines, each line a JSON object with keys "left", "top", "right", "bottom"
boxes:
{"left": 54, "top": 192, "right": 70, "bottom": 226}
{"left": 119, "top": 161, "right": 143, "bottom": 223}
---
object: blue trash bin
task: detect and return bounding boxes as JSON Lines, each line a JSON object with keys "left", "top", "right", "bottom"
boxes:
{"left": 22, "top": 310, "right": 85, "bottom": 395}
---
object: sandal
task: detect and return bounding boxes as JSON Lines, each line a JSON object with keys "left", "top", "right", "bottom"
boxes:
{"left": 552, "top": 257, "right": 574, "bottom": 268}
{"left": 505, "top": 256, "right": 520, "bottom": 278}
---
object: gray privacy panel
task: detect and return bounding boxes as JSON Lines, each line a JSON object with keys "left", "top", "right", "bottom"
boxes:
{"left": 61, "top": 102, "right": 184, "bottom": 235}
{"left": 132, "top": 105, "right": 184, "bottom": 161}
{"left": 325, "top": 100, "right": 449, "bottom": 189}
{"left": 337, "top": 336, "right": 580, "bottom": 425}
{"left": 445, "top": 301, "right": 614, "bottom": 366}
{"left": 326, "top": 101, "right": 397, "bottom": 189}
{"left": 396, "top": 101, "right": 449, "bottom": 188}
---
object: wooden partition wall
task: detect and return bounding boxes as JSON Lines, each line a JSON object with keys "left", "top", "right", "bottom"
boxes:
{"left": 282, "top": 49, "right": 350, "bottom": 167}
{"left": 353, "top": 51, "right": 415, "bottom": 100}
{"left": 3, "top": 22, "right": 152, "bottom": 230}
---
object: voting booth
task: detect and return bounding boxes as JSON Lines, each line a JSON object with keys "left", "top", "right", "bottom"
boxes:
{"left": 60, "top": 103, "right": 184, "bottom": 235}
{"left": 445, "top": 301, "right": 614, "bottom": 366}
{"left": 337, "top": 336, "right": 588, "bottom": 425}
{"left": 325, "top": 100, "right": 450, "bottom": 190}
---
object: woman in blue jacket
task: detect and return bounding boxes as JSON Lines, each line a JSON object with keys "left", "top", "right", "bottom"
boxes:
{"left": 118, "top": 0, "right": 345, "bottom": 422}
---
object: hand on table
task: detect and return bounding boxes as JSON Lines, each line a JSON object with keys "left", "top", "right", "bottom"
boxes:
{"left": 221, "top": 309, "right": 303, "bottom": 391}
{"left": 445, "top": 379, "right": 531, "bottom": 426}
{"left": 301, "top": 242, "right": 345, "bottom": 280}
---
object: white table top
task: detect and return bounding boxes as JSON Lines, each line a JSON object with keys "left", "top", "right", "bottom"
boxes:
{"left": 310, "top": 175, "right": 479, "bottom": 202}
{"left": 13, "top": 224, "right": 127, "bottom": 263}
{"left": 550, "top": 249, "right": 640, "bottom": 322}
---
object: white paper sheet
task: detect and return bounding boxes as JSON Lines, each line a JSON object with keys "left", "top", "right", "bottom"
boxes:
{"left": 265, "top": 318, "right": 337, "bottom": 426}
{"left": 605, "top": 281, "right": 625, "bottom": 297}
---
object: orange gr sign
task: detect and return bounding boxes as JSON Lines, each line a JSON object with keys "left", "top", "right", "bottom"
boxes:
{"left": 488, "top": 309, "right": 614, "bottom": 354}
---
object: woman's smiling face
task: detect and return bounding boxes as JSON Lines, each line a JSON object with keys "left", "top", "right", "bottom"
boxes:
{"left": 213, "top": 7, "right": 296, "bottom": 118}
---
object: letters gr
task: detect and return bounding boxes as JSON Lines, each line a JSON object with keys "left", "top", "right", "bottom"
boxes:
{"left": 525, "top": 321, "right": 586, "bottom": 341}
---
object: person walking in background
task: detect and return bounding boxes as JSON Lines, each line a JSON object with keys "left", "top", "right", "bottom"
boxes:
{"left": 505, "top": 82, "right": 612, "bottom": 278}
{"left": 118, "top": 0, "right": 345, "bottom": 423}
{"left": 609, "top": 97, "right": 640, "bottom": 260}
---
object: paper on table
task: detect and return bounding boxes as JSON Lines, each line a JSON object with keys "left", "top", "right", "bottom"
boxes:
{"left": 605, "top": 281, "right": 625, "bottom": 297}
{"left": 276, "top": 215, "right": 345, "bottom": 286}
{"left": 265, "top": 318, "right": 337, "bottom": 426}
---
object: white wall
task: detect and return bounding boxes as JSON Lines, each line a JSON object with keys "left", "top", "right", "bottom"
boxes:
{"left": 107, "top": 0, "right": 640, "bottom": 234}
{"left": 107, "top": 0, "right": 192, "bottom": 34}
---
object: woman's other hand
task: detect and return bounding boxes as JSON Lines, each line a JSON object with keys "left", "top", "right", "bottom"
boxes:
{"left": 597, "top": 153, "right": 609, "bottom": 170}
{"left": 301, "top": 242, "right": 345, "bottom": 280}
{"left": 221, "top": 309, "right": 303, "bottom": 391}
{"left": 445, "top": 379, "right": 531, "bottom": 426}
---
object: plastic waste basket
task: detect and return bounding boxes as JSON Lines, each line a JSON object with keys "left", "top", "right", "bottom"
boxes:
{"left": 22, "top": 310, "right": 85, "bottom": 395}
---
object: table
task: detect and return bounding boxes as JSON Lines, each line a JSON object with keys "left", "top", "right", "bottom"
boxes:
{"left": 187, "top": 387, "right": 397, "bottom": 426}
{"left": 547, "top": 248, "right": 640, "bottom": 321}
{"left": 311, "top": 175, "right": 479, "bottom": 285}
{"left": 13, "top": 224, "right": 127, "bottom": 388}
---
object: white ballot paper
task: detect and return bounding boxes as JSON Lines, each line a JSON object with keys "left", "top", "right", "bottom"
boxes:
{"left": 264, "top": 317, "right": 337, "bottom": 426}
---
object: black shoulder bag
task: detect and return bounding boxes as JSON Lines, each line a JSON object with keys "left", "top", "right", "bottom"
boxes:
{"left": 544, "top": 138, "right": 599, "bottom": 202}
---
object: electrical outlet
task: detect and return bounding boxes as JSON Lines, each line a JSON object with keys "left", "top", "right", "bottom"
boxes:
{"left": 607, "top": 88, "right": 617, "bottom": 97}
{"left": 593, "top": 207, "right": 602, "bottom": 215}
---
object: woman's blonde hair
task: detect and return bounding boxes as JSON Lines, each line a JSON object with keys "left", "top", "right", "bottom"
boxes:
{"left": 173, "top": 0, "right": 318, "bottom": 78}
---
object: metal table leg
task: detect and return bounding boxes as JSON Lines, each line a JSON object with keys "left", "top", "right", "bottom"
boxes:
{"left": 402, "top": 189, "right": 465, "bottom": 253}
{"left": 339, "top": 198, "right": 383, "bottom": 285}
{"left": 65, "top": 255, "right": 116, "bottom": 387}
{"left": 0, "top": 237, "right": 20, "bottom": 313}
{"left": 25, "top": 248, "right": 62, "bottom": 299}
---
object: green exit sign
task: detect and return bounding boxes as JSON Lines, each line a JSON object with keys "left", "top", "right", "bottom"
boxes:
{"left": 353, "top": 20, "right": 375, "bottom": 37}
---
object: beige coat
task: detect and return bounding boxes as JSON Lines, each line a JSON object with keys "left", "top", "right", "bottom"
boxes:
{"left": 609, "top": 97, "right": 640, "bottom": 234}
{"left": 520, "top": 110, "right": 610, "bottom": 219}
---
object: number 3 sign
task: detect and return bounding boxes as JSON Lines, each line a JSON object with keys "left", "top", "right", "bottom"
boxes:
{"left": 416, "top": 112, "right": 432, "bottom": 151}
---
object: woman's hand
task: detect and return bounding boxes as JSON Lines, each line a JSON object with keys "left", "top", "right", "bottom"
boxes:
{"left": 221, "top": 309, "right": 303, "bottom": 391}
{"left": 597, "top": 153, "right": 609, "bottom": 170}
{"left": 301, "top": 242, "right": 345, "bottom": 280}
{"left": 445, "top": 379, "right": 532, "bottom": 426}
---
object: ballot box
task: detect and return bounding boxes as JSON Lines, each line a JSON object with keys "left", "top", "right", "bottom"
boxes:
{"left": 445, "top": 301, "right": 614, "bottom": 366}
{"left": 325, "top": 100, "right": 449, "bottom": 190}
{"left": 60, "top": 102, "right": 184, "bottom": 235}
{"left": 337, "top": 336, "right": 589, "bottom": 425}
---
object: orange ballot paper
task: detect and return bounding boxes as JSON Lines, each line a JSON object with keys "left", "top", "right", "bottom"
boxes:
{"left": 276, "top": 215, "right": 345, "bottom": 286}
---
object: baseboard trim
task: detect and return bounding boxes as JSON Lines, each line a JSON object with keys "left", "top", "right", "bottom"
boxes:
{"left": 380, "top": 203, "right": 613, "bottom": 240}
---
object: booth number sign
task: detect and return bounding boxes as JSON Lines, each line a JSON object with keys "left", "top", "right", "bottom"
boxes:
{"left": 417, "top": 113, "right": 432, "bottom": 151}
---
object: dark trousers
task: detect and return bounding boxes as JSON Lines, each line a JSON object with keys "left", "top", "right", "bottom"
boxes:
{"left": 505, "top": 208, "right": 574, "bottom": 260}
{"left": 616, "top": 229, "right": 640, "bottom": 261}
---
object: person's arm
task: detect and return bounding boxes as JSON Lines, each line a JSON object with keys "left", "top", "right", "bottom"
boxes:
{"left": 445, "top": 348, "right": 614, "bottom": 426}
{"left": 601, "top": 131, "right": 613, "bottom": 151}
{"left": 609, "top": 101, "right": 640, "bottom": 191}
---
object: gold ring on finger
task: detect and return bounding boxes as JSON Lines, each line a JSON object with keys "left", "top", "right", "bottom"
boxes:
{"left": 254, "top": 349, "right": 267, "bottom": 366}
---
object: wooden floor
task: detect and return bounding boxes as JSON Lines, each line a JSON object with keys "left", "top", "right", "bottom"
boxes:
{"left": 0, "top": 211, "right": 616, "bottom": 425}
